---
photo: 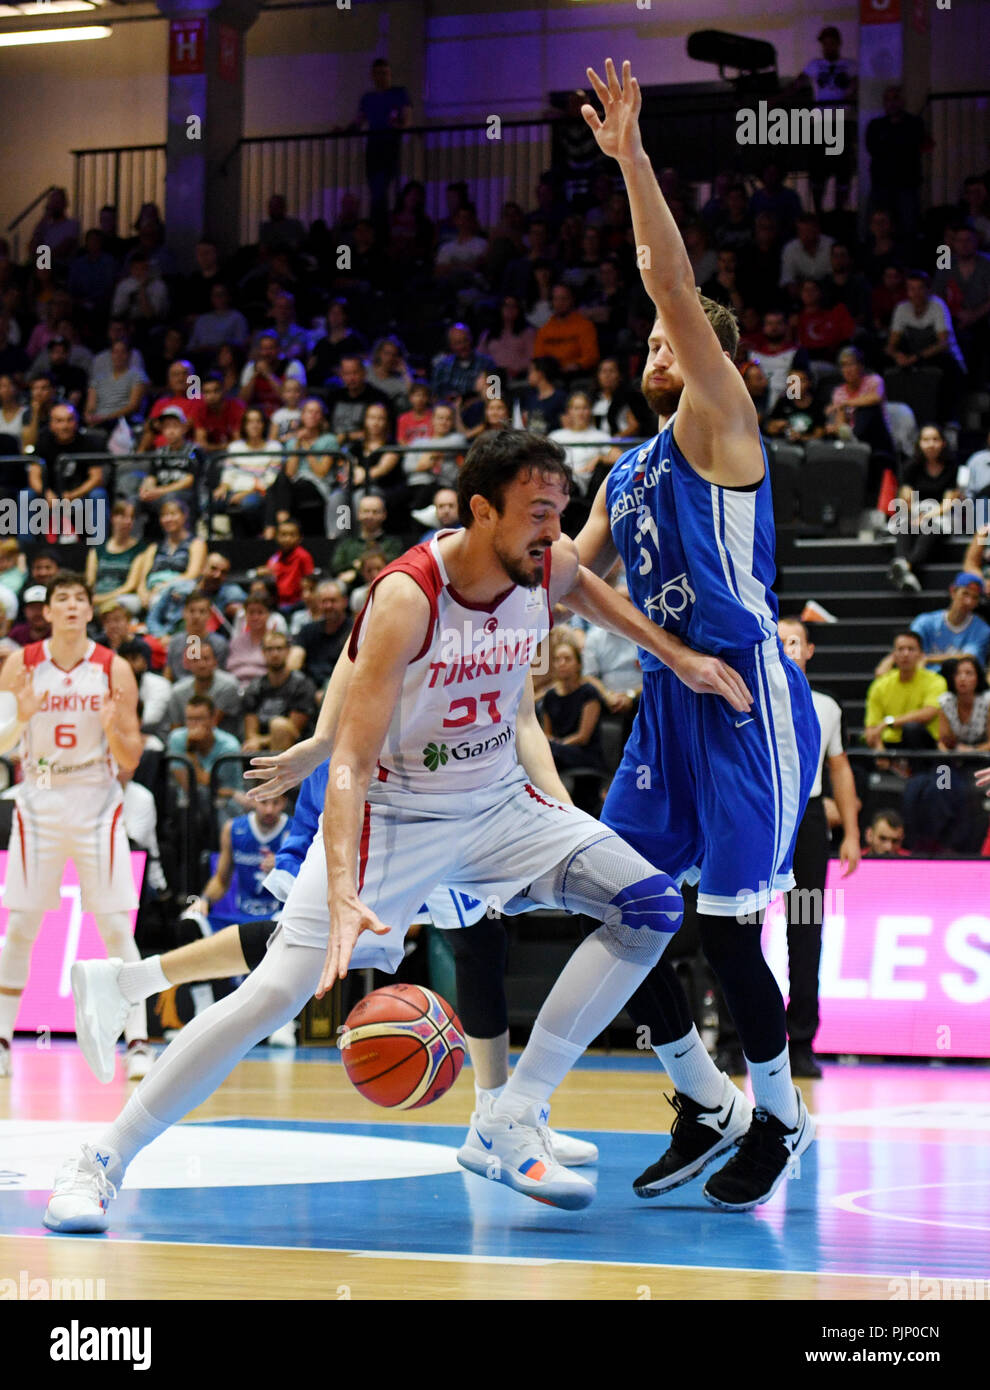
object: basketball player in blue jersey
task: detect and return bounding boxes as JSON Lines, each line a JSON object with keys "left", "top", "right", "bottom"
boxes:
{"left": 187, "top": 794, "right": 291, "bottom": 929}
{"left": 577, "top": 61, "right": 820, "bottom": 1210}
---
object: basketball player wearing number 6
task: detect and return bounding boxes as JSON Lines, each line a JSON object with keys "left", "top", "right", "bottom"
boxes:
{"left": 0, "top": 572, "right": 151, "bottom": 1082}
{"left": 576, "top": 60, "right": 820, "bottom": 1209}
{"left": 44, "top": 429, "right": 756, "bottom": 1228}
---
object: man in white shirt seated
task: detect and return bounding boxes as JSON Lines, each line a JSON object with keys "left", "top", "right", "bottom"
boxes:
{"left": 549, "top": 391, "right": 620, "bottom": 499}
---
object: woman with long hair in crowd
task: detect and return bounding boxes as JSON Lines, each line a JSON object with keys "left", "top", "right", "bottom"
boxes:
{"left": 478, "top": 294, "right": 536, "bottom": 382}
{"left": 890, "top": 422, "right": 960, "bottom": 591}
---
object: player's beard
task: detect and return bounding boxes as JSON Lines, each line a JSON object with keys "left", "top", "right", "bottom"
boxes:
{"left": 642, "top": 378, "right": 683, "bottom": 418}
{"left": 493, "top": 535, "right": 544, "bottom": 589}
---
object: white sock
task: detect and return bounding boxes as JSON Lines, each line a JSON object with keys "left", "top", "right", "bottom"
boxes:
{"left": 654, "top": 1027, "right": 725, "bottom": 1108}
{"left": 118, "top": 955, "right": 169, "bottom": 1004}
{"left": 496, "top": 928, "right": 672, "bottom": 1121}
{"left": 97, "top": 1091, "right": 168, "bottom": 1170}
{"left": 97, "top": 934, "right": 322, "bottom": 1176}
{"left": 0, "top": 992, "right": 20, "bottom": 1041}
{"left": 495, "top": 1021, "right": 585, "bottom": 1119}
{"left": 476, "top": 1081, "right": 505, "bottom": 1105}
{"left": 747, "top": 1046, "right": 799, "bottom": 1127}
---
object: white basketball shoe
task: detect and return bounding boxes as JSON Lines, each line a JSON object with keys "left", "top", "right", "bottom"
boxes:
{"left": 457, "top": 1099, "right": 596, "bottom": 1210}
{"left": 71, "top": 958, "right": 130, "bottom": 1083}
{"left": 470, "top": 1090, "right": 598, "bottom": 1167}
{"left": 44, "top": 1144, "right": 123, "bottom": 1233}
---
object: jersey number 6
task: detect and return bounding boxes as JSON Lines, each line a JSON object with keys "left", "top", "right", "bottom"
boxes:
{"left": 54, "top": 724, "right": 77, "bottom": 748}
{"left": 442, "top": 690, "right": 501, "bottom": 728}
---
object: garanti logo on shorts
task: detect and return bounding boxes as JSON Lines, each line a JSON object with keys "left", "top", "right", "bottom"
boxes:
{"left": 422, "top": 726, "right": 514, "bottom": 770}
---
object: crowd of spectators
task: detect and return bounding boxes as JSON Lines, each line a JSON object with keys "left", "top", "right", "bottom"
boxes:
{"left": 0, "top": 89, "right": 989, "bottom": 878}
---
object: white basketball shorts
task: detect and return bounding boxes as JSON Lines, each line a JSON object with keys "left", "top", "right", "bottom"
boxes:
{"left": 3, "top": 783, "right": 138, "bottom": 914}
{"left": 278, "top": 766, "right": 610, "bottom": 972}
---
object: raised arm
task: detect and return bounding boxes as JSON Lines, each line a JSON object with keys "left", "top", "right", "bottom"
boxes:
{"left": 582, "top": 59, "right": 761, "bottom": 486}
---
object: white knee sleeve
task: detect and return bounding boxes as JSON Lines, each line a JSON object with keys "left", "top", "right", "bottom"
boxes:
{"left": 0, "top": 911, "right": 45, "bottom": 990}
{"left": 94, "top": 913, "right": 140, "bottom": 963}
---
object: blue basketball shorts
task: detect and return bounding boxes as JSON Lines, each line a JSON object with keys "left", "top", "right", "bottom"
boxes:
{"left": 601, "top": 637, "right": 820, "bottom": 917}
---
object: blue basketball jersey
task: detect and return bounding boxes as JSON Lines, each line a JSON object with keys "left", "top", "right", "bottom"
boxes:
{"left": 605, "top": 419, "right": 779, "bottom": 666}
{"left": 230, "top": 812, "right": 290, "bottom": 919}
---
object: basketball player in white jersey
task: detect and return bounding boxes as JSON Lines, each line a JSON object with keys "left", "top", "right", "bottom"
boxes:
{"left": 45, "top": 431, "right": 756, "bottom": 1230}
{"left": 0, "top": 571, "right": 148, "bottom": 1081}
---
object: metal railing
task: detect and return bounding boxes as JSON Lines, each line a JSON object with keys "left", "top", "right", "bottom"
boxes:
{"left": 3, "top": 185, "right": 57, "bottom": 263}
{"left": 70, "top": 144, "right": 167, "bottom": 246}
{"left": 222, "top": 119, "right": 554, "bottom": 246}
{"left": 922, "top": 89, "right": 990, "bottom": 209}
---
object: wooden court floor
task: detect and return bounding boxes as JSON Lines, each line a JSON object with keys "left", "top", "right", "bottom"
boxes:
{"left": 2, "top": 1042, "right": 987, "bottom": 1300}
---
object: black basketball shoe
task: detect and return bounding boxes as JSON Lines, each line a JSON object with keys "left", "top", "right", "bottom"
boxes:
{"left": 704, "top": 1089, "right": 815, "bottom": 1211}
{"left": 633, "top": 1073, "right": 752, "bottom": 1197}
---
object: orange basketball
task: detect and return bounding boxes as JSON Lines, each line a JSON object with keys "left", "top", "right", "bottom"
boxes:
{"left": 339, "top": 984, "right": 466, "bottom": 1109}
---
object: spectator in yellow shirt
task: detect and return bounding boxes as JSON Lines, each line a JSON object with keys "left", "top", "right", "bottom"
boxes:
{"left": 863, "top": 630, "right": 947, "bottom": 748}
{"left": 531, "top": 283, "right": 600, "bottom": 381}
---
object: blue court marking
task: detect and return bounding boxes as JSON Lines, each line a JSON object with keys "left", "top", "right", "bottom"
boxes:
{"left": 4, "top": 1117, "right": 986, "bottom": 1279}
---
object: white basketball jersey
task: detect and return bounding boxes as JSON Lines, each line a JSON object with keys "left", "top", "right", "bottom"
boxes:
{"left": 349, "top": 532, "right": 552, "bottom": 793}
{"left": 21, "top": 639, "right": 117, "bottom": 788}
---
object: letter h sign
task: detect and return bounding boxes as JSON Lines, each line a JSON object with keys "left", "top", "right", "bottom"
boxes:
{"left": 170, "top": 19, "right": 206, "bottom": 75}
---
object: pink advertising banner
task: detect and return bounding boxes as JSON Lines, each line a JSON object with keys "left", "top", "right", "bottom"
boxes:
{"left": 0, "top": 852, "right": 145, "bottom": 1034}
{"left": 763, "top": 860, "right": 990, "bottom": 1057}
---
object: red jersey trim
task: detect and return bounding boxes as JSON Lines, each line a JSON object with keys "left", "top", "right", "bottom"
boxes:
{"left": 446, "top": 582, "right": 516, "bottom": 614}
{"left": 348, "top": 542, "right": 443, "bottom": 665}
{"left": 90, "top": 643, "right": 114, "bottom": 695}
{"left": 22, "top": 641, "right": 46, "bottom": 671}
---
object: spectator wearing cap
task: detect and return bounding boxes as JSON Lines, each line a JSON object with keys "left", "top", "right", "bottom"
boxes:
{"left": 910, "top": 574, "right": 989, "bottom": 671}
{"left": 84, "top": 339, "right": 148, "bottom": 432}
{"left": 117, "top": 637, "right": 173, "bottom": 741}
{"left": 9, "top": 585, "right": 52, "bottom": 646}
{"left": 137, "top": 409, "right": 199, "bottom": 534}
{"left": 137, "top": 359, "right": 197, "bottom": 452}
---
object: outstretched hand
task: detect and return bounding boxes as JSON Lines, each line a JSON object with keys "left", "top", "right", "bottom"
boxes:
{"left": 582, "top": 58, "right": 644, "bottom": 165}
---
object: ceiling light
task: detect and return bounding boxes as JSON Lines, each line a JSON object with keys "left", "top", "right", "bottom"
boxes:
{"left": 0, "top": 24, "right": 111, "bottom": 45}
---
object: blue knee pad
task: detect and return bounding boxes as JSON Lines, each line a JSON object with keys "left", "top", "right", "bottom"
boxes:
{"left": 610, "top": 872, "right": 684, "bottom": 934}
